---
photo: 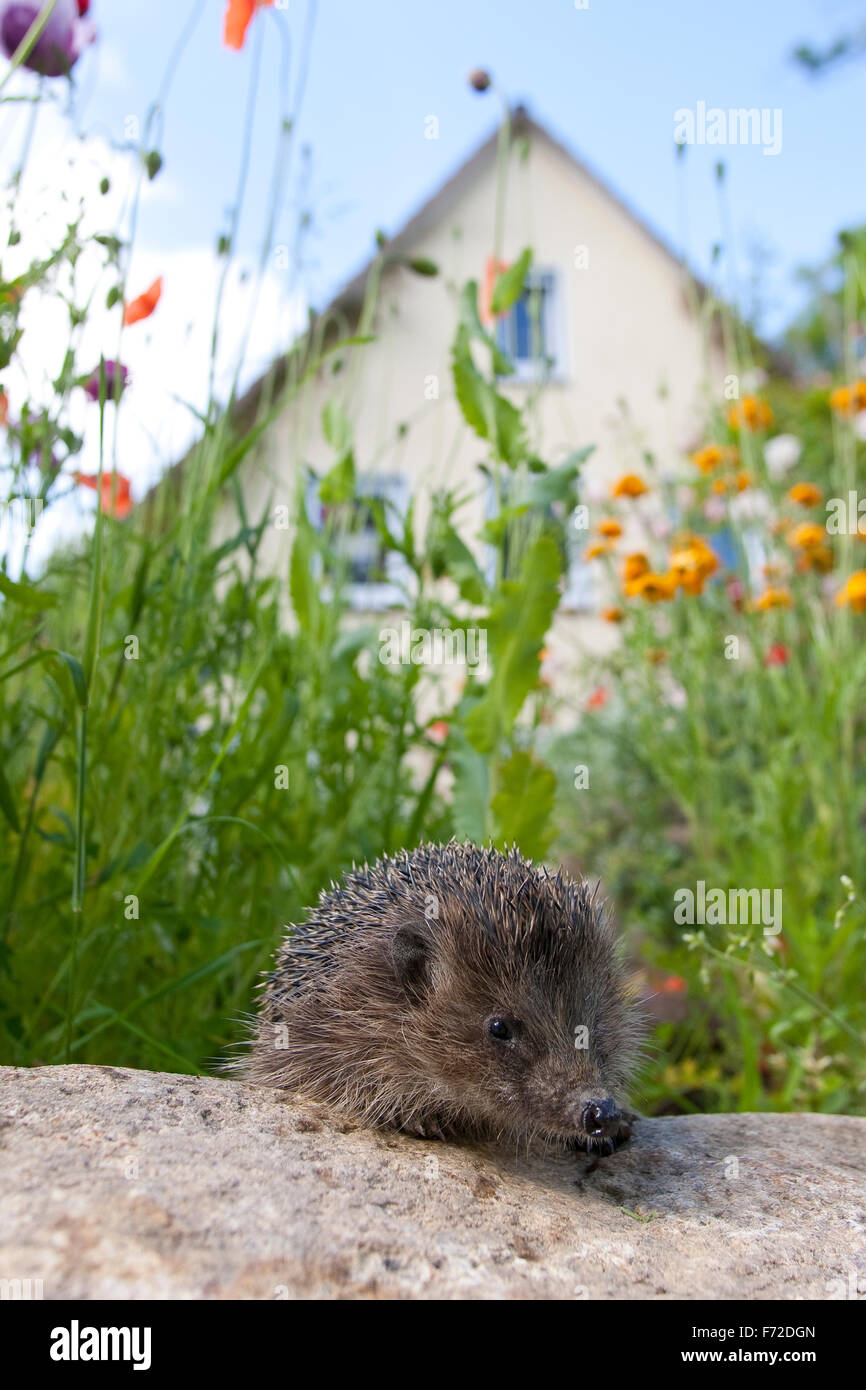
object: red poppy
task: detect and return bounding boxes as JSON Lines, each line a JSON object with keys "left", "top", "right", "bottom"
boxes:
{"left": 586, "top": 686, "right": 608, "bottom": 710}
{"left": 480, "top": 254, "right": 508, "bottom": 325}
{"left": 123, "top": 277, "right": 163, "bottom": 327}
{"left": 661, "top": 975, "right": 687, "bottom": 994}
{"left": 0, "top": 390, "right": 8, "bottom": 426}
{"left": 765, "top": 643, "right": 789, "bottom": 668}
{"left": 74, "top": 471, "right": 133, "bottom": 520}
{"left": 428, "top": 720, "right": 449, "bottom": 744}
{"left": 223, "top": 0, "right": 274, "bottom": 50}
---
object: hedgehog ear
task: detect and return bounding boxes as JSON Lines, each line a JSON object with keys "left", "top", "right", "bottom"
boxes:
{"left": 392, "top": 926, "right": 431, "bottom": 997}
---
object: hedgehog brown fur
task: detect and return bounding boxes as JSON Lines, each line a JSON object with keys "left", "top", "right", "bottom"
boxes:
{"left": 240, "top": 842, "right": 644, "bottom": 1151}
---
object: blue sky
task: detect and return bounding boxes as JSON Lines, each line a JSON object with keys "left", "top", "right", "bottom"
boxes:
{"left": 77, "top": 0, "right": 866, "bottom": 335}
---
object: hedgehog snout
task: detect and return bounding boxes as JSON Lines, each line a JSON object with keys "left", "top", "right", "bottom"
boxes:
{"left": 579, "top": 1095, "right": 621, "bottom": 1139}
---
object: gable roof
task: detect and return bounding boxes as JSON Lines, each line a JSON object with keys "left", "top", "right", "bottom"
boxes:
{"left": 228, "top": 103, "right": 703, "bottom": 435}
{"left": 327, "top": 103, "right": 693, "bottom": 318}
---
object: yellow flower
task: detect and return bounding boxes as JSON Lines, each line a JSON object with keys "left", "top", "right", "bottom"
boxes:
{"left": 754, "top": 586, "right": 792, "bottom": 610}
{"left": 836, "top": 570, "right": 866, "bottom": 613}
{"left": 735, "top": 471, "right": 751, "bottom": 492}
{"left": 584, "top": 541, "right": 612, "bottom": 561}
{"left": 596, "top": 518, "right": 623, "bottom": 539}
{"left": 727, "top": 395, "right": 773, "bottom": 432}
{"left": 628, "top": 571, "right": 677, "bottom": 602}
{"left": 788, "top": 482, "right": 823, "bottom": 507}
{"left": 602, "top": 607, "right": 624, "bottom": 623}
{"left": 612, "top": 473, "right": 648, "bottom": 498}
{"left": 622, "top": 552, "right": 650, "bottom": 583}
{"left": 691, "top": 444, "right": 725, "bottom": 473}
{"left": 788, "top": 522, "right": 826, "bottom": 551}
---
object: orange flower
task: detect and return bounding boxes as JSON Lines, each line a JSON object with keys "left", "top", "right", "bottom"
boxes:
{"left": 727, "top": 395, "right": 773, "bottom": 432}
{"left": 628, "top": 571, "right": 676, "bottom": 602}
{"left": 668, "top": 546, "right": 715, "bottom": 596}
{"left": 584, "top": 541, "right": 612, "bottom": 561}
{"left": 835, "top": 571, "right": 866, "bottom": 613}
{"left": 0, "top": 390, "right": 8, "bottom": 426}
{"left": 587, "top": 686, "right": 608, "bottom": 710}
{"left": 788, "top": 521, "right": 826, "bottom": 551}
{"left": 224, "top": 0, "right": 274, "bottom": 50}
{"left": 830, "top": 380, "right": 866, "bottom": 416}
{"left": 480, "top": 254, "right": 509, "bottom": 325}
{"left": 427, "top": 720, "right": 449, "bottom": 744}
{"left": 788, "top": 482, "right": 822, "bottom": 507}
{"left": 74, "top": 471, "right": 133, "bottom": 520}
{"left": 123, "top": 277, "right": 163, "bottom": 327}
{"left": 661, "top": 975, "right": 686, "bottom": 993}
{"left": 622, "top": 552, "right": 649, "bottom": 584}
{"left": 691, "top": 443, "right": 725, "bottom": 473}
{"left": 691, "top": 443, "right": 739, "bottom": 474}
{"left": 796, "top": 545, "right": 833, "bottom": 574}
{"left": 596, "top": 518, "right": 622, "bottom": 539}
{"left": 735, "top": 471, "right": 751, "bottom": 492}
{"left": 754, "top": 586, "right": 792, "bottom": 611}
{"left": 612, "top": 473, "right": 648, "bottom": 498}
{"left": 602, "top": 607, "right": 623, "bottom": 623}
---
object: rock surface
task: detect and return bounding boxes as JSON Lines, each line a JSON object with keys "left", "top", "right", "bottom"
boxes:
{"left": 0, "top": 1065, "right": 864, "bottom": 1300}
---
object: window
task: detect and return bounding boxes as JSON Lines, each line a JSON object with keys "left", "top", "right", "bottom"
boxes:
{"left": 306, "top": 473, "right": 411, "bottom": 610}
{"left": 495, "top": 268, "right": 566, "bottom": 383}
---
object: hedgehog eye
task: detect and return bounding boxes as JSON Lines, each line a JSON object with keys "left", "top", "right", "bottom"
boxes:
{"left": 487, "top": 1017, "right": 512, "bottom": 1041}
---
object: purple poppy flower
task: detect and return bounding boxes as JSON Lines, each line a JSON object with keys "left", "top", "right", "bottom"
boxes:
{"left": 1, "top": 1, "right": 95, "bottom": 78}
{"left": 83, "top": 360, "right": 129, "bottom": 403}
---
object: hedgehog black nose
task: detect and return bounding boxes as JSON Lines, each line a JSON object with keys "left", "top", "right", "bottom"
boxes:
{"left": 581, "top": 1097, "right": 620, "bottom": 1138}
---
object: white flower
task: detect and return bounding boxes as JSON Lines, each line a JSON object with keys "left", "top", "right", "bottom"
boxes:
{"left": 730, "top": 488, "right": 772, "bottom": 522}
{"left": 854, "top": 413, "right": 866, "bottom": 443}
{"left": 764, "top": 433, "right": 802, "bottom": 477}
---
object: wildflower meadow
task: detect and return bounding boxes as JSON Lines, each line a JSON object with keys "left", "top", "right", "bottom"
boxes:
{"left": 0, "top": 0, "right": 863, "bottom": 1128}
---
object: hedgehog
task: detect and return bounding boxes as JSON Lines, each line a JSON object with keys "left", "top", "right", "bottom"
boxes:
{"left": 240, "top": 842, "right": 643, "bottom": 1152}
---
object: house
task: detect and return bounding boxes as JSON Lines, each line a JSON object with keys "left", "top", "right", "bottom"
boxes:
{"left": 223, "top": 105, "right": 725, "bottom": 696}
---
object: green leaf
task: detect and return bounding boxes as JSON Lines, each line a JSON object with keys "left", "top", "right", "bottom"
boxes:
{"left": 0, "top": 761, "right": 20, "bottom": 833}
{"left": 0, "top": 572, "right": 57, "bottom": 611}
{"left": 464, "top": 534, "right": 562, "bottom": 754}
{"left": 322, "top": 398, "right": 352, "bottom": 453}
{"left": 451, "top": 324, "right": 526, "bottom": 466}
{"left": 289, "top": 514, "right": 318, "bottom": 635}
{"left": 407, "top": 257, "right": 439, "bottom": 277}
{"left": 318, "top": 450, "right": 355, "bottom": 505}
{"left": 490, "top": 247, "right": 533, "bottom": 316}
{"left": 450, "top": 733, "right": 490, "bottom": 844}
{"left": 527, "top": 448, "right": 594, "bottom": 508}
{"left": 490, "top": 750, "right": 557, "bottom": 860}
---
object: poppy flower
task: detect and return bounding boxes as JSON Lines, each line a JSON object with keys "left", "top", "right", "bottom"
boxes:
{"left": 427, "top": 720, "right": 449, "bottom": 744}
{"left": 788, "top": 482, "right": 822, "bottom": 507}
{"left": 224, "top": 0, "right": 273, "bottom": 52}
{"left": 611, "top": 473, "right": 648, "bottom": 499}
{"left": 0, "top": 389, "right": 8, "bottom": 426}
{"left": 586, "top": 686, "right": 608, "bottom": 710}
{"left": 727, "top": 395, "right": 773, "bottom": 432}
{"left": 835, "top": 571, "right": 866, "bottom": 613}
{"left": 0, "top": 0, "right": 95, "bottom": 76}
{"left": 661, "top": 975, "right": 686, "bottom": 993}
{"left": 123, "top": 277, "right": 163, "bottom": 327}
{"left": 74, "top": 470, "right": 133, "bottom": 520}
{"left": 83, "top": 361, "right": 129, "bottom": 403}
{"left": 765, "top": 643, "right": 788, "bottom": 667}
{"left": 480, "top": 254, "right": 508, "bottom": 325}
